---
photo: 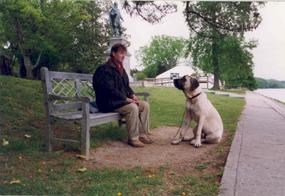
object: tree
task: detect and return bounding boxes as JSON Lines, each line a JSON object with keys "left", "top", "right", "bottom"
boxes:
{"left": 219, "top": 36, "right": 257, "bottom": 90}
{"left": 138, "top": 35, "right": 186, "bottom": 78}
{"left": 57, "top": 1, "right": 111, "bottom": 73}
{"left": 0, "top": 0, "right": 46, "bottom": 78}
{"left": 0, "top": 0, "right": 111, "bottom": 79}
{"left": 123, "top": 1, "right": 177, "bottom": 24}
{"left": 184, "top": 2, "right": 263, "bottom": 89}
{"left": 188, "top": 33, "right": 257, "bottom": 90}
{"left": 255, "top": 78, "right": 285, "bottom": 89}
{"left": 123, "top": 2, "right": 263, "bottom": 89}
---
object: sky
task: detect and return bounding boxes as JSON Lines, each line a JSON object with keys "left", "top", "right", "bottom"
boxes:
{"left": 119, "top": 1, "right": 285, "bottom": 81}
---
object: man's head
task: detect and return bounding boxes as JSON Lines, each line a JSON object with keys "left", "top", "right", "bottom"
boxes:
{"left": 110, "top": 43, "right": 127, "bottom": 64}
{"left": 173, "top": 75, "right": 199, "bottom": 92}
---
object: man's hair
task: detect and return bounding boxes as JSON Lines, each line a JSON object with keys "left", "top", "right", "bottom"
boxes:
{"left": 110, "top": 43, "right": 127, "bottom": 57}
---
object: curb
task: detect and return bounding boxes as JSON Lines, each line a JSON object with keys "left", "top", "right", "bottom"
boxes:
{"left": 219, "top": 109, "right": 245, "bottom": 196}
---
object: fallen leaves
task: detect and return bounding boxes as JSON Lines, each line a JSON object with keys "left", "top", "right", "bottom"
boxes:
{"left": 9, "top": 179, "right": 21, "bottom": 184}
{"left": 24, "top": 134, "right": 31, "bottom": 138}
{"left": 76, "top": 154, "right": 87, "bottom": 160}
{"left": 2, "top": 138, "right": 9, "bottom": 146}
{"left": 77, "top": 167, "right": 87, "bottom": 172}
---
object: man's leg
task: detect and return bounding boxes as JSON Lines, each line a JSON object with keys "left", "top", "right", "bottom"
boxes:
{"left": 115, "top": 103, "right": 144, "bottom": 147}
{"left": 137, "top": 100, "right": 153, "bottom": 144}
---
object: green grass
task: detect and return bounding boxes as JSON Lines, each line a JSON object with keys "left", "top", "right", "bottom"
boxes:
{"left": 0, "top": 76, "right": 245, "bottom": 195}
{"left": 218, "top": 88, "right": 247, "bottom": 94}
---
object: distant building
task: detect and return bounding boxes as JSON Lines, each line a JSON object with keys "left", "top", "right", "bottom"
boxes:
{"left": 155, "top": 63, "right": 214, "bottom": 89}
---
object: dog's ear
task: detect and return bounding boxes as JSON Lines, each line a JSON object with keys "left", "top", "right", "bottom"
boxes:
{"left": 190, "top": 78, "right": 199, "bottom": 91}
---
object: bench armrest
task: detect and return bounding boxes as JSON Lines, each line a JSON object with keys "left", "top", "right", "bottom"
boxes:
{"left": 48, "top": 94, "right": 91, "bottom": 103}
{"left": 135, "top": 92, "right": 150, "bottom": 102}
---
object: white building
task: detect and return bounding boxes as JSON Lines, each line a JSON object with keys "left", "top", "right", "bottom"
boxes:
{"left": 156, "top": 65, "right": 197, "bottom": 79}
{"left": 155, "top": 63, "right": 214, "bottom": 89}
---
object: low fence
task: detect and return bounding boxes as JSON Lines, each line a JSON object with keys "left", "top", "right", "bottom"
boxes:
{"left": 130, "top": 75, "right": 214, "bottom": 88}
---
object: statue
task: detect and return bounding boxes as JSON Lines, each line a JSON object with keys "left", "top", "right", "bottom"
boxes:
{"left": 109, "top": 2, "right": 124, "bottom": 37}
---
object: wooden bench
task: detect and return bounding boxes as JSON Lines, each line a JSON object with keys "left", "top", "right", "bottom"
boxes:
{"left": 40, "top": 67, "right": 149, "bottom": 160}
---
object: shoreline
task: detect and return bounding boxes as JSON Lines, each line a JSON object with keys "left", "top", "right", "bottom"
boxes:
{"left": 255, "top": 88, "right": 285, "bottom": 104}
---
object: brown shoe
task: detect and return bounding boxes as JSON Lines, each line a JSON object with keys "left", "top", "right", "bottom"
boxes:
{"left": 128, "top": 139, "right": 145, "bottom": 147}
{"left": 139, "top": 136, "right": 153, "bottom": 144}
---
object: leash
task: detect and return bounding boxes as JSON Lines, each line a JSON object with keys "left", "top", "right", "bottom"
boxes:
{"left": 173, "top": 110, "right": 186, "bottom": 140}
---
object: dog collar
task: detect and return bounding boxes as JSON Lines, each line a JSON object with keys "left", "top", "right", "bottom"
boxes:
{"left": 187, "top": 92, "right": 201, "bottom": 101}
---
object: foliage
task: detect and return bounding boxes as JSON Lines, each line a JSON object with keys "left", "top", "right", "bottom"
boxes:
{"left": 255, "top": 77, "right": 285, "bottom": 89}
{"left": 135, "top": 71, "right": 146, "bottom": 80}
{"left": 123, "top": 2, "right": 263, "bottom": 89}
{"left": 184, "top": 2, "right": 264, "bottom": 89}
{"left": 189, "top": 34, "right": 258, "bottom": 90}
{"left": 219, "top": 36, "right": 257, "bottom": 90}
{"left": 123, "top": 1, "right": 177, "bottom": 24}
{"left": 0, "top": 0, "right": 111, "bottom": 78}
{"left": 137, "top": 35, "right": 186, "bottom": 78}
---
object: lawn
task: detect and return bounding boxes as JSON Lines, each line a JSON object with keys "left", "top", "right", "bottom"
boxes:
{"left": 0, "top": 76, "right": 245, "bottom": 195}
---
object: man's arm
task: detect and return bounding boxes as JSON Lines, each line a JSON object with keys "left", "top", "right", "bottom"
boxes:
{"left": 94, "top": 67, "right": 127, "bottom": 101}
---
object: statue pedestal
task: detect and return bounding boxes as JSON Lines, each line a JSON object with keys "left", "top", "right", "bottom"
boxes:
{"left": 104, "top": 36, "right": 133, "bottom": 82}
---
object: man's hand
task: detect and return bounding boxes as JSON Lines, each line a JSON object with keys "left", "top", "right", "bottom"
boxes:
{"left": 132, "top": 94, "right": 139, "bottom": 101}
{"left": 126, "top": 97, "right": 139, "bottom": 105}
{"left": 126, "top": 98, "right": 134, "bottom": 103}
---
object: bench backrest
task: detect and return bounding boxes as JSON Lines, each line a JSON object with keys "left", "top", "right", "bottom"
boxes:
{"left": 41, "top": 67, "right": 94, "bottom": 98}
{"left": 41, "top": 67, "right": 95, "bottom": 114}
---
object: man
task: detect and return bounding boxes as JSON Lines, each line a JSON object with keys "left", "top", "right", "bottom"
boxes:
{"left": 93, "top": 43, "right": 153, "bottom": 147}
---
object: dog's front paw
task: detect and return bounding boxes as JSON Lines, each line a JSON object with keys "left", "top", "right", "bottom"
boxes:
{"left": 190, "top": 139, "right": 202, "bottom": 148}
{"left": 171, "top": 138, "right": 182, "bottom": 145}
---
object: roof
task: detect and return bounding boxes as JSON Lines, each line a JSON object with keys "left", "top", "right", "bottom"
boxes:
{"left": 156, "top": 64, "right": 197, "bottom": 79}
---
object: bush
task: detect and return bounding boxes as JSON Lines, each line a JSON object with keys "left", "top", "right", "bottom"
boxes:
{"left": 136, "top": 72, "right": 147, "bottom": 80}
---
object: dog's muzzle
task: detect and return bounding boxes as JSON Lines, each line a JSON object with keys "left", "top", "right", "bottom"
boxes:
{"left": 173, "top": 79, "right": 184, "bottom": 90}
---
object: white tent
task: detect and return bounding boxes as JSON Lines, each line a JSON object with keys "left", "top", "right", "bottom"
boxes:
{"left": 156, "top": 64, "right": 197, "bottom": 79}
{"left": 155, "top": 63, "right": 213, "bottom": 89}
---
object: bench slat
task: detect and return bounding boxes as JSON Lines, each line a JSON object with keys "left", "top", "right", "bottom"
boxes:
{"left": 51, "top": 111, "right": 120, "bottom": 121}
{"left": 49, "top": 71, "right": 92, "bottom": 81}
{"left": 53, "top": 138, "right": 80, "bottom": 144}
{"left": 90, "top": 114, "right": 121, "bottom": 126}
{"left": 52, "top": 102, "right": 82, "bottom": 113}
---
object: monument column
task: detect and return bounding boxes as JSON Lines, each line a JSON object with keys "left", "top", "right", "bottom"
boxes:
{"left": 106, "top": 2, "right": 133, "bottom": 82}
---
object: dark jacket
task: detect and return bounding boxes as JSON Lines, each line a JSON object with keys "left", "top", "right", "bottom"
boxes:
{"left": 92, "top": 62, "right": 134, "bottom": 112}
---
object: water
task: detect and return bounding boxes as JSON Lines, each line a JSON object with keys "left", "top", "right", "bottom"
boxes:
{"left": 255, "top": 88, "right": 285, "bottom": 103}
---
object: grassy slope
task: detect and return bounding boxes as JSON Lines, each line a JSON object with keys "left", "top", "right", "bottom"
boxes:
{"left": 0, "top": 76, "right": 245, "bottom": 195}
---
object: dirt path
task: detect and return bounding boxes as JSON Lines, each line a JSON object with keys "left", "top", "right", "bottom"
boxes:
{"left": 86, "top": 126, "right": 219, "bottom": 170}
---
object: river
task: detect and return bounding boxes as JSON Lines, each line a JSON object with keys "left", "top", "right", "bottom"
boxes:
{"left": 255, "top": 88, "right": 285, "bottom": 103}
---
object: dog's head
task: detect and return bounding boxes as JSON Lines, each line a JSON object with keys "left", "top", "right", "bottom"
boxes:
{"left": 173, "top": 75, "right": 199, "bottom": 92}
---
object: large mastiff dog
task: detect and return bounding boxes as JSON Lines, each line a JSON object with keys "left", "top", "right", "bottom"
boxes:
{"left": 171, "top": 75, "right": 223, "bottom": 147}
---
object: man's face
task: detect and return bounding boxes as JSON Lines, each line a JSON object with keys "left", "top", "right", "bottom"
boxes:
{"left": 112, "top": 49, "right": 126, "bottom": 64}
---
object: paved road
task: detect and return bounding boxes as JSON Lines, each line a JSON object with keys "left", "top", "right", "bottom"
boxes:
{"left": 220, "top": 92, "right": 285, "bottom": 196}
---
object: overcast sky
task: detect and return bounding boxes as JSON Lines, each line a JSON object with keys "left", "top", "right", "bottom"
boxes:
{"left": 120, "top": 2, "right": 285, "bottom": 81}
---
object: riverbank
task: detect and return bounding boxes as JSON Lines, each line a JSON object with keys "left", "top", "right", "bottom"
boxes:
{"left": 255, "top": 88, "right": 285, "bottom": 103}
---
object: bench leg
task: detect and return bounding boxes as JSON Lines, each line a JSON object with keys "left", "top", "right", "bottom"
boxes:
{"left": 81, "top": 122, "right": 90, "bottom": 160}
{"left": 118, "top": 120, "right": 122, "bottom": 127}
{"left": 45, "top": 116, "right": 53, "bottom": 152}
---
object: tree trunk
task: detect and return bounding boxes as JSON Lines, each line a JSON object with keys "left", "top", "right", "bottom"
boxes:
{"left": 15, "top": 17, "right": 35, "bottom": 79}
{"left": 0, "top": 56, "right": 12, "bottom": 75}
{"left": 23, "top": 55, "right": 34, "bottom": 79}
{"left": 213, "top": 54, "right": 220, "bottom": 90}
{"left": 212, "top": 31, "right": 220, "bottom": 90}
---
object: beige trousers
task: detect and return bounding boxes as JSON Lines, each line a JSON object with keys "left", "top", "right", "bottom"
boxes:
{"left": 115, "top": 100, "right": 150, "bottom": 140}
